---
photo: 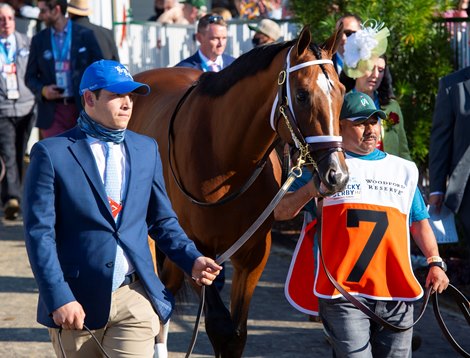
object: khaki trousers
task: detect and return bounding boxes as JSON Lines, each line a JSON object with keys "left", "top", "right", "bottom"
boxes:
{"left": 49, "top": 280, "right": 160, "bottom": 357}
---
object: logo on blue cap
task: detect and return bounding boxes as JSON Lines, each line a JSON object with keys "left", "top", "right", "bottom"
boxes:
{"left": 79, "top": 60, "right": 150, "bottom": 96}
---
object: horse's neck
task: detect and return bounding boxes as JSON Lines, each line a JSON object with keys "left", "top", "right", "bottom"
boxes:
{"left": 213, "top": 97, "right": 277, "bottom": 168}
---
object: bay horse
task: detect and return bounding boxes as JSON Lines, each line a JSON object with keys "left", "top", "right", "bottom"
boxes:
{"left": 129, "top": 26, "right": 348, "bottom": 357}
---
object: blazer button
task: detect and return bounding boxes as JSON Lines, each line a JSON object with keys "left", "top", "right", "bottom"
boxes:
{"left": 106, "top": 262, "right": 114, "bottom": 268}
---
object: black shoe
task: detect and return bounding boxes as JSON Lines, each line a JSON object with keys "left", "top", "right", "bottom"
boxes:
{"left": 4, "top": 198, "right": 19, "bottom": 220}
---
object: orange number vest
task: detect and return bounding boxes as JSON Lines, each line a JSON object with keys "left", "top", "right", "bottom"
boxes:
{"left": 314, "top": 154, "right": 423, "bottom": 301}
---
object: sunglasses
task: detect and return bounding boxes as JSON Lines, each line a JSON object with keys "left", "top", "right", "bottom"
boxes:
{"left": 344, "top": 30, "right": 356, "bottom": 37}
{"left": 208, "top": 15, "right": 224, "bottom": 23}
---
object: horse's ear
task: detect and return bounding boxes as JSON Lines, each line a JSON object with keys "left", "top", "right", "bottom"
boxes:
{"left": 322, "top": 23, "right": 343, "bottom": 57}
{"left": 295, "top": 26, "right": 312, "bottom": 57}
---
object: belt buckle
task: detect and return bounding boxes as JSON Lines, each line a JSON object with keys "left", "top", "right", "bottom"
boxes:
{"left": 120, "top": 272, "right": 138, "bottom": 288}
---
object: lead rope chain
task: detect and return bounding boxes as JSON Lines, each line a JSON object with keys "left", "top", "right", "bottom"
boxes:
{"left": 279, "top": 105, "right": 316, "bottom": 171}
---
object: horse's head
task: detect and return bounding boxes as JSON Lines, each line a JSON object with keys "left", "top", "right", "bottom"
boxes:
{"left": 273, "top": 26, "right": 349, "bottom": 196}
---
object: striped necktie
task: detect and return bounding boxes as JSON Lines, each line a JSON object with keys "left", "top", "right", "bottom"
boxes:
{"left": 209, "top": 62, "right": 220, "bottom": 72}
{"left": 104, "top": 142, "right": 127, "bottom": 291}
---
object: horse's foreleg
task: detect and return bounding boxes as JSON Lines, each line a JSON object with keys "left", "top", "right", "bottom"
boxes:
{"left": 208, "top": 231, "right": 272, "bottom": 358}
{"left": 204, "top": 284, "right": 236, "bottom": 357}
{"left": 161, "top": 259, "right": 185, "bottom": 294}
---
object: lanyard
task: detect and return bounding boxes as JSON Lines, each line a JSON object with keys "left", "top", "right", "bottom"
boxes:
{"left": 0, "top": 39, "right": 14, "bottom": 64}
{"left": 51, "top": 20, "right": 72, "bottom": 63}
{"left": 200, "top": 60, "right": 210, "bottom": 72}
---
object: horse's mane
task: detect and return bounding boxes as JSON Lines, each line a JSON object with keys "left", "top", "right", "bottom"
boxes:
{"left": 197, "top": 40, "right": 295, "bottom": 97}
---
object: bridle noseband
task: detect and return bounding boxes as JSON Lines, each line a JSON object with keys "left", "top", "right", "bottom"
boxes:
{"left": 270, "top": 47, "right": 343, "bottom": 172}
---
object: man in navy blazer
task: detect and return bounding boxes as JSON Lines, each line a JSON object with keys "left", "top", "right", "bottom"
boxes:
{"left": 175, "top": 13, "right": 235, "bottom": 71}
{"left": 23, "top": 59, "right": 221, "bottom": 356}
{"left": 25, "top": 0, "right": 103, "bottom": 138}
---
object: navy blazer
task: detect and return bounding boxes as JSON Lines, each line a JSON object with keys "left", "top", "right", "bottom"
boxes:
{"left": 23, "top": 127, "right": 202, "bottom": 329}
{"left": 25, "top": 22, "right": 103, "bottom": 129}
{"left": 175, "top": 51, "right": 235, "bottom": 71}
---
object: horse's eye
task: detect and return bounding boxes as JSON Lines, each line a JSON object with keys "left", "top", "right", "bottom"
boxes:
{"left": 296, "top": 90, "right": 309, "bottom": 103}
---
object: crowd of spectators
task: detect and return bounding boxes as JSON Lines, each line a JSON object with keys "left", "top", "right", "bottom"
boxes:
{"left": 148, "top": 0, "right": 292, "bottom": 23}
{"left": 1, "top": 1, "right": 469, "bottom": 357}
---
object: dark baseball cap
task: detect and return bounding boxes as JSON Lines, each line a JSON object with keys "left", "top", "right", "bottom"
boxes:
{"left": 79, "top": 60, "right": 150, "bottom": 96}
{"left": 340, "top": 92, "right": 386, "bottom": 122}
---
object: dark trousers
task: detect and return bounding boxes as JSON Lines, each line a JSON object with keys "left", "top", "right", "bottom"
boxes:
{"left": 457, "top": 185, "right": 470, "bottom": 244}
{"left": 0, "top": 111, "right": 36, "bottom": 205}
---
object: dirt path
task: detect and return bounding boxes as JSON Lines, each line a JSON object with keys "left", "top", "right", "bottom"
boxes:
{"left": 1, "top": 213, "right": 469, "bottom": 357}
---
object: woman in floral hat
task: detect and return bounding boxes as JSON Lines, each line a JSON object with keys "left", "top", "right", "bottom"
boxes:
{"left": 340, "top": 22, "right": 412, "bottom": 161}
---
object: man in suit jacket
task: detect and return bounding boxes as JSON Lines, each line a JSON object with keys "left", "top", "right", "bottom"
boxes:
{"left": 67, "top": 0, "right": 120, "bottom": 61}
{"left": 429, "top": 66, "right": 470, "bottom": 244}
{"left": 23, "top": 59, "right": 222, "bottom": 356}
{"left": 175, "top": 13, "right": 235, "bottom": 71}
{"left": 332, "top": 13, "right": 361, "bottom": 75}
{"left": 25, "top": 0, "right": 103, "bottom": 138}
{"left": 0, "top": 3, "right": 36, "bottom": 220}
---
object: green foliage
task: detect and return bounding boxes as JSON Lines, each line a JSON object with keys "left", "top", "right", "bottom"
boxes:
{"left": 291, "top": 0, "right": 455, "bottom": 170}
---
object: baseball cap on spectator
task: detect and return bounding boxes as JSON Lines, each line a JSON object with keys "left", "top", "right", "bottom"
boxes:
{"left": 248, "top": 19, "right": 282, "bottom": 41}
{"left": 180, "top": 0, "right": 207, "bottom": 10}
{"left": 67, "top": 0, "right": 92, "bottom": 16}
{"left": 340, "top": 92, "right": 386, "bottom": 122}
{"left": 79, "top": 60, "right": 150, "bottom": 96}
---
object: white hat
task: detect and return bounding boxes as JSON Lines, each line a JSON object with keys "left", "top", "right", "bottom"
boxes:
{"left": 248, "top": 19, "right": 282, "bottom": 41}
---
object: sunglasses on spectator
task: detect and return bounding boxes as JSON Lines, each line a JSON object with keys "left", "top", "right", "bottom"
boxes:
{"left": 208, "top": 15, "right": 224, "bottom": 23}
{"left": 344, "top": 30, "right": 356, "bottom": 37}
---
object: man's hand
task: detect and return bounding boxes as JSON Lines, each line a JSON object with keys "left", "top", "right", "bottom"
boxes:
{"left": 191, "top": 257, "right": 223, "bottom": 286}
{"left": 52, "top": 301, "right": 86, "bottom": 330}
{"left": 426, "top": 266, "right": 449, "bottom": 294}
{"left": 428, "top": 193, "right": 444, "bottom": 214}
{"left": 41, "top": 85, "right": 64, "bottom": 100}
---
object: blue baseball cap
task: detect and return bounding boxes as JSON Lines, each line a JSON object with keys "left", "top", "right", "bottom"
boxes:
{"left": 79, "top": 60, "right": 150, "bottom": 96}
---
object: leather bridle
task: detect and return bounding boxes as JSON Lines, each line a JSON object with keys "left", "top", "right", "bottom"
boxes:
{"left": 168, "top": 45, "right": 343, "bottom": 206}
{"left": 270, "top": 47, "right": 343, "bottom": 173}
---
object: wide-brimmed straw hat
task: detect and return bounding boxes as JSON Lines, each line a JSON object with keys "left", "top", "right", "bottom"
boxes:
{"left": 67, "top": 0, "right": 92, "bottom": 17}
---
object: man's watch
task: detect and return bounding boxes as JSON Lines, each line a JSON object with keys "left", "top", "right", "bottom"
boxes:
{"left": 428, "top": 260, "right": 447, "bottom": 272}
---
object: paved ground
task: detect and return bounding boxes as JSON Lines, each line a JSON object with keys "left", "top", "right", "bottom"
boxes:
{"left": 1, "top": 212, "right": 469, "bottom": 357}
